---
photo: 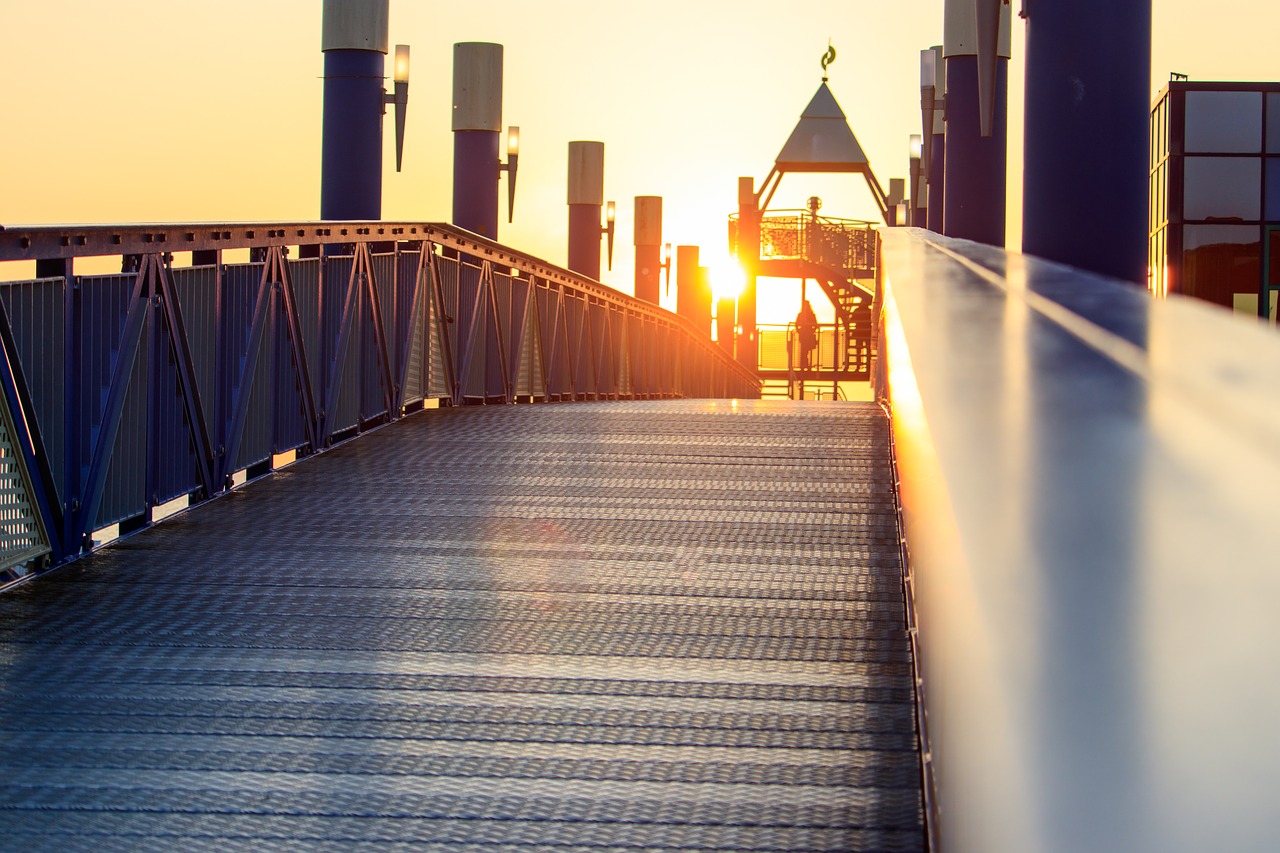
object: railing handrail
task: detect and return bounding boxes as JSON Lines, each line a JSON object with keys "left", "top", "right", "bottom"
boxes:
{"left": 0, "top": 219, "right": 758, "bottom": 388}
{"left": 878, "top": 227, "right": 1280, "bottom": 853}
{"left": 0, "top": 219, "right": 759, "bottom": 393}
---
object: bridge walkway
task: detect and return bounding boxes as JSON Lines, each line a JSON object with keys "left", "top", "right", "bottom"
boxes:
{"left": 0, "top": 399, "right": 923, "bottom": 851}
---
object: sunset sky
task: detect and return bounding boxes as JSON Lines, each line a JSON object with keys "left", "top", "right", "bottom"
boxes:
{"left": 2, "top": 0, "right": 1277, "bottom": 319}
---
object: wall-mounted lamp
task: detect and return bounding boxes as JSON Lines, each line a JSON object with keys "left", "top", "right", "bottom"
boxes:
{"left": 499, "top": 125, "right": 520, "bottom": 222}
{"left": 661, "top": 242, "right": 673, "bottom": 296}
{"left": 603, "top": 201, "right": 617, "bottom": 271}
{"left": 909, "top": 134, "right": 924, "bottom": 160}
{"left": 385, "top": 44, "right": 410, "bottom": 172}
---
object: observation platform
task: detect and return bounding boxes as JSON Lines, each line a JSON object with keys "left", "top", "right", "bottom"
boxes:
{"left": 0, "top": 399, "right": 924, "bottom": 851}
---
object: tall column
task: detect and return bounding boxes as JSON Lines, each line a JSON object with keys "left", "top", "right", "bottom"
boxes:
{"left": 736, "top": 177, "right": 760, "bottom": 372}
{"left": 1023, "top": 1, "right": 1152, "bottom": 283}
{"left": 634, "top": 196, "right": 663, "bottom": 304}
{"left": 676, "top": 246, "right": 711, "bottom": 338}
{"left": 927, "top": 46, "right": 947, "bottom": 233}
{"left": 942, "top": 2, "right": 1010, "bottom": 245}
{"left": 567, "top": 141, "right": 605, "bottom": 280}
{"left": 320, "top": 0, "right": 390, "bottom": 220}
{"left": 716, "top": 298, "right": 736, "bottom": 358}
{"left": 453, "top": 43, "right": 503, "bottom": 240}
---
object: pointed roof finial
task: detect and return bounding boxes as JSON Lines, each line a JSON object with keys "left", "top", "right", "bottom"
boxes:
{"left": 820, "top": 40, "right": 836, "bottom": 82}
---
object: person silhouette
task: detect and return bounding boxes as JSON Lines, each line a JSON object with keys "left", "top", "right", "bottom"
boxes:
{"left": 796, "top": 299, "right": 818, "bottom": 370}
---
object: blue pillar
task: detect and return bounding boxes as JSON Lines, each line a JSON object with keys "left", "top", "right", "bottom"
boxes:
{"left": 567, "top": 141, "right": 605, "bottom": 280}
{"left": 320, "top": 1, "right": 389, "bottom": 221}
{"left": 1022, "top": 0, "right": 1152, "bottom": 284}
{"left": 454, "top": 130, "right": 501, "bottom": 238}
{"left": 452, "top": 43, "right": 504, "bottom": 240}
{"left": 942, "top": 3, "right": 1010, "bottom": 246}
{"left": 927, "top": 133, "right": 946, "bottom": 232}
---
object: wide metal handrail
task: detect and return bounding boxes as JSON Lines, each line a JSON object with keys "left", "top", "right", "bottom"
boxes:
{"left": 878, "top": 228, "right": 1280, "bottom": 852}
{"left": 0, "top": 221, "right": 759, "bottom": 587}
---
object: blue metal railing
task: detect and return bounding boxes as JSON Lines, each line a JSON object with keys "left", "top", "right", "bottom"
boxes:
{"left": 877, "top": 228, "right": 1280, "bottom": 853}
{"left": 0, "top": 222, "right": 759, "bottom": 585}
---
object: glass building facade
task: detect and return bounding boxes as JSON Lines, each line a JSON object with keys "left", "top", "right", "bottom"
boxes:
{"left": 1150, "top": 81, "right": 1280, "bottom": 318}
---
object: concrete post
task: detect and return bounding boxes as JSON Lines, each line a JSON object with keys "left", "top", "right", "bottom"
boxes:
{"left": 452, "top": 43, "right": 503, "bottom": 240}
{"left": 942, "top": 1, "right": 1010, "bottom": 246}
{"left": 634, "top": 196, "right": 663, "bottom": 304}
{"left": 320, "top": 0, "right": 390, "bottom": 220}
{"left": 1022, "top": 1, "right": 1152, "bottom": 283}
{"left": 567, "top": 142, "right": 605, "bottom": 280}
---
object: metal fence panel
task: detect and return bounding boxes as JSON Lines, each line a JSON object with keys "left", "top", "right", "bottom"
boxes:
{"left": 397, "top": 252, "right": 424, "bottom": 407}
{"left": 320, "top": 256, "right": 360, "bottom": 435}
{"left": 425, "top": 259, "right": 450, "bottom": 400}
{"left": 169, "top": 266, "right": 218, "bottom": 423}
{"left": 371, "top": 252, "right": 396, "bottom": 349}
{"left": 288, "top": 257, "right": 323, "bottom": 405}
{"left": 360, "top": 275, "right": 387, "bottom": 423}
{"left": 95, "top": 320, "right": 147, "bottom": 530}
{"left": 0, "top": 279, "right": 66, "bottom": 505}
{"left": 78, "top": 273, "right": 138, "bottom": 516}
{"left": 437, "top": 256, "right": 460, "bottom": 384}
{"left": 0, "top": 393, "right": 51, "bottom": 574}
{"left": 151, "top": 313, "right": 201, "bottom": 506}
{"left": 233, "top": 309, "right": 273, "bottom": 472}
{"left": 272, "top": 296, "right": 308, "bottom": 456}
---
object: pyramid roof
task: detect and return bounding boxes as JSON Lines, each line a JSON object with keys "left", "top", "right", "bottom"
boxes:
{"left": 774, "top": 83, "right": 871, "bottom": 174}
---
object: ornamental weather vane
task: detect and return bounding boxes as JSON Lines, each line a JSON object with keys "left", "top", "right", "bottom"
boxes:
{"left": 821, "top": 40, "right": 836, "bottom": 82}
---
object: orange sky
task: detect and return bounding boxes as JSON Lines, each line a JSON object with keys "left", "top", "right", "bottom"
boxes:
{"left": 2, "top": 1, "right": 1277, "bottom": 321}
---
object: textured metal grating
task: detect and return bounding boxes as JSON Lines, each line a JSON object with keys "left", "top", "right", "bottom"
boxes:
{"left": 0, "top": 399, "right": 923, "bottom": 851}
{"left": 0, "top": 390, "right": 50, "bottom": 577}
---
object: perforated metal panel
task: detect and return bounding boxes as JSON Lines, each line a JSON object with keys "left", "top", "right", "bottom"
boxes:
{"left": 0, "top": 395, "right": 50, "bottom": 576}
{"left": 0, "top": 400, "right": 921, "bottom": 850}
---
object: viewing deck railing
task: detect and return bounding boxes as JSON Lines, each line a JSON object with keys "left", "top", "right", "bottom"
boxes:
{"left": 0, "top": 221, "right": 758, "bottom": 586}
{"left": 730, "top": 210, "right": 878, "bottom": 273}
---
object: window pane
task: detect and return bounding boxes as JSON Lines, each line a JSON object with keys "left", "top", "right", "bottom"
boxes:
{"left": 1270, "top": 229, "right": 1280, "bottom": 287}
{"left": 1182, "top": 224, "right": 1260, "bottom": 307}
{"left": 1268, "top": 158, "right": 1280, "bottom": 220}
{"left": 1185, "top": 91, "right": 1263, "bottom": 153}
{"left": 1184, "top": 157, "right": 1261, "bottom": 221}
{"left": 1268, "top": 93, "right": 1280, "bottom": 154}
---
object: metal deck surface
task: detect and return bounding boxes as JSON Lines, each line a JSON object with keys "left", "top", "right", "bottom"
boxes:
{"left": 0, "top": 399, "right": 923, "bottom": 852}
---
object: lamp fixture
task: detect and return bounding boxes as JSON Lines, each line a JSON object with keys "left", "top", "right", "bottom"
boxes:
{"left": 499, "top": 126, "right": 520, "bottom": 222}
{"left": 602, "top": 201, "right": 617, "bottom": 271}
{"left": 662, "top": 242, "right": 673, "bottom": 295}
{"left": 385, "top": 44, "right": 410, "bottom": 172}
